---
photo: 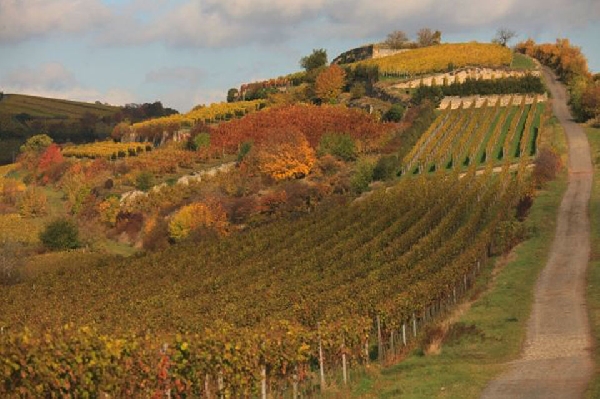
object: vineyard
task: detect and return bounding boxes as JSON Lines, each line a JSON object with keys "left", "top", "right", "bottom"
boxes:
{"left": 62, "top": 141, "right": 153, "bottom": 159}
{"left": 0, "top": 36, "right": 561, "bottom": 398}
{"left": 357, "top": 42, "right": 512, "bottom": 77}
{"left": 1, "top": 157, "right": 532, "bottom": 396}
{"left": 130, "top": 100, "right": 266, "bottom": 141}
{"left": 402, "top": 96, "right": 545, "bottom": 174}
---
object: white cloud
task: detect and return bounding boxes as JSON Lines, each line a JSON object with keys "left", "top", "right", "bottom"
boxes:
{"left": 0, "top": 62, "right": 136, "bottom": 106}
{"left": 0, "top": 0, "right": 112, "bottom": 43}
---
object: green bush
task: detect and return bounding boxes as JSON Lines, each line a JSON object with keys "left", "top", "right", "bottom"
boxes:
{"left": 135, "top": 171, "right": 154, "bottom": 192}
{"left": 39, "top": 218, "right": 80, "bottom": 251}
{"left": 383, "top": 103, "right": 405, "bottom": 122}
{"left": 351, "top": 157, "right": 375, "bottom": 193}
{"left": 373, "top": 155, "right": 399, "bottom": 181}
{"left": 318, "top": 133, "right": 357, "bottom": 161}
{"left": 191, "top": 132, "right": 210, "bottom": 150}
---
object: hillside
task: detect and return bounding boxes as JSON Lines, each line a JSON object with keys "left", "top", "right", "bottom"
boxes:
{"left": 0, "top": 93, "right": 118, "bottom": 121}
{"left": 0, "top": 94, "right": 179, "bottom": 165}
{"left": 2, "top": 37, "right": 593, "bottom": 398}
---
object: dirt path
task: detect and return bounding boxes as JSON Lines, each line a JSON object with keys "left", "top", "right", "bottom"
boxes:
{"left": 480, "top": 69, "right": 594, "bottom": 398}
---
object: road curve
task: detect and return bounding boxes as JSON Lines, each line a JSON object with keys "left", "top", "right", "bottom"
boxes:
{"left": 480, "top": 68, "right": 594, "bottom": 398}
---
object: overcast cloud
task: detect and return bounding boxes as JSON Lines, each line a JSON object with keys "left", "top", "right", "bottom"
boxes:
{"left": 2, "top": 0, "right": 598, "bottom": 47}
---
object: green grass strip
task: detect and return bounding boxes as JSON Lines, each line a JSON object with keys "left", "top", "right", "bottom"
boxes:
{"left": 492, "top": 106, "right": 518, "bottom": 161}
{"left": 585, "top": 126, "right": 600, "bottom": 399}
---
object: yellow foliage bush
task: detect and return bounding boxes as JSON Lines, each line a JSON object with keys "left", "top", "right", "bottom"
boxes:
{"left": 17, "top": 187, "right": 48, "bottom": 217}
{"left": 250, "top": 128, "right": 316, "bottom": 181}
{"left": 97, "top": 196, "right": 121, "bottom": 227}
{"left": 168, "top": 201, "right": 228, "bottom": 241}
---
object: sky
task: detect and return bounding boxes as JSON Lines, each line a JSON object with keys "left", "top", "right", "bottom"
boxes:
{"left": 0, "top": 0, "right": 599, "bottom": 113}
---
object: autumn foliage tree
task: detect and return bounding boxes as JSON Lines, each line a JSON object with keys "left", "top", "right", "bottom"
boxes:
{"left": 18, "top": 134, "right": 54, "bottom": 175}
{"left": 581, "top": 84, "right": 600, "bottom": 122}
{"left": 246, "top": 128, "right": 316, "bottom": 181}
{"left": 516, "top": 38, "right": 594, "bottom": 121}
{"left": 37, "top": 143, "right": 65, "bottom": 184}
{"left": 315, "top": 65, "right": 346, "bottom": 104}
{"left": 168, "top": 200, "right": 228, "bottom": 241}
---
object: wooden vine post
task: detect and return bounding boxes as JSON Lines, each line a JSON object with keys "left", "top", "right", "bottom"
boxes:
{"left": 342, "top": 338, "right": 348, "bottom": 385}
{"left": 261, "top": 365, "right": 267, "bottom": 399}
{"left": 376, "top": 315, "right": 383, "bottom": 361}
{"left": 317, "top": 323, "right": 326, "bottom": 389}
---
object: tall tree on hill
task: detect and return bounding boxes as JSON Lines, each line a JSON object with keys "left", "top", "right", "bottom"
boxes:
{"left": 417, "top": 28, "right": 441, "bottom": 47}
{"left": 493, "top": 28, "right": 517, "bottom": 47}
{"left": 300, "top": 49, "right": 328, "bottom": 72}
{"left": 384, "top": 30, "right": 409, "bottom": 49}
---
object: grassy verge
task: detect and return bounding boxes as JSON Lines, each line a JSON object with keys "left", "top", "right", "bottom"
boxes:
{"left": 335, "top": 118, "right": 567, "bottom": 398}
{"left": 511, "top": 53, "right": 537, "bottom": 70}
{"left": 585, "top": 126, "right": 600, "bottom": 399}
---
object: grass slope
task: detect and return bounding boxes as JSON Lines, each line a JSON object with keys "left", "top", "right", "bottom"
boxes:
{"left": 585, "top": 126, "right": 600, "bottom": 398}
{"left": 340, "top": 116, "right": 567, "bottom": 399}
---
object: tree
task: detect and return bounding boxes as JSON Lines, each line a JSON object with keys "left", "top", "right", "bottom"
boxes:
{"left": 111, "top": 121, "right": 131, "bottom": 142}
{"left": 493, "top": 28, "right": 517, "bottom": 47}
{"left": 384, "top": 30, "right": 409, "bottom": 49}
{"left": 581, "top": 85, "right": 600, "bottom": 121}
{"left": 300, "top": 49, "right": 328, "bottom": 72}
{"left": 39, "top": 218, "right": 81, "bottom": 251}
{"left": 417, "top": 28, "right": 436, "bottom": 47}
{"left": 227, "top": 88, "right": 239, "bottom": 103}
{"left": 135, "top": 171, "right": 154, "bottom": 192}
{"left": 37, "top": 143, "right": 65, "bottom": 184}
{"left": 383, "top": 103, "right": 405, "bottom": 122}
{"left": 18, "top": 134, "right": 54, "bottom": 175}
{"left": 18, "top": 187, "right": 47, "bottom": 217}
{"left": 314, "top": 65, "right": 346, "bottom": 103}
{"left": 20, "top": 134, "right": 53, "bottom": 154}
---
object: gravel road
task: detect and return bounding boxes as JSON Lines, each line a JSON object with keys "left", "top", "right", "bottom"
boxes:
{"left": 480, "top": 68, "right": 594, "bottom": 398}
